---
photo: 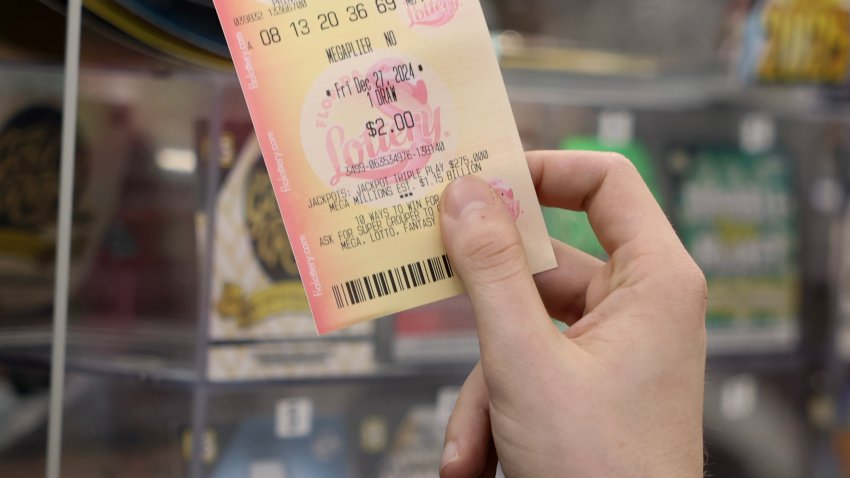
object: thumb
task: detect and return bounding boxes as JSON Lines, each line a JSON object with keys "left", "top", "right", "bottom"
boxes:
{"left": 440, "top": 176, "right": 559, "bottom": 375}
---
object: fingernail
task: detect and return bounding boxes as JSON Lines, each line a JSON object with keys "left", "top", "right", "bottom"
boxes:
{"left": 442, "top": 176, "right": 495, "bottom": 219}
{"left": 440, "top": 441, "right": 459, "bottom": 469}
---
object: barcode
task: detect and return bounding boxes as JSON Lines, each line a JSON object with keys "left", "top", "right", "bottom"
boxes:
{"left": 331, "top": 254, "right": 455, "bottom": 309}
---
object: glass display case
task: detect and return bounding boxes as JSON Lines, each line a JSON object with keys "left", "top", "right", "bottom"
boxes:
{"left": 1, "top": 1, "right": 849, "bottom": 477}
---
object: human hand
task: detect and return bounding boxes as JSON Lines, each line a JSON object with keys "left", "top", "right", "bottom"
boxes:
{"left": 438, "top": 151, "right": 707, "bottom": 478}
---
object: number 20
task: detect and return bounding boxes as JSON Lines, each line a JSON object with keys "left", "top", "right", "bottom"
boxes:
{"left": 318, "top": 11, "right": 339, "bottom": 29}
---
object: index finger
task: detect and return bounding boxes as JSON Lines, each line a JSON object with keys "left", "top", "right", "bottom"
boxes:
{"left": 527, "top": 150, "right": 682, "bottom": 257}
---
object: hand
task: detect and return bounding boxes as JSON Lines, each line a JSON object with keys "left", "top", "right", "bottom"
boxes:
{"left": 438, "top": 151, "right": 707, "bottom": 478}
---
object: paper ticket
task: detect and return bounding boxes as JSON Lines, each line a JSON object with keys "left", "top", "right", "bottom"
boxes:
{"left": 212, "top": 0, "right": 556, "bottom": 334}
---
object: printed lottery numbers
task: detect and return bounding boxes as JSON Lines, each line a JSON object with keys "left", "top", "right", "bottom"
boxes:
{"left": 347, "top": 3, "right": 369, "bottom": 21}
{"left": 318, "top": 11, "right": 340, "bottom": 30}
{"left": 259, "top": 27, "right": 282, "bottom": 46}
{"left": 375, "top": 0, "right": 397, "bottom": 13}
{"left": 283, "top": 0, "right": 396, "bottom": 40}
{"left": 289, "top": 18, "right": 310, "bottom": 37}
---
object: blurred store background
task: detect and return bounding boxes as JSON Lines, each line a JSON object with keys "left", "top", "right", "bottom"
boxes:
{"left": 1, "top": 0, "right": 850, "bottom": 476}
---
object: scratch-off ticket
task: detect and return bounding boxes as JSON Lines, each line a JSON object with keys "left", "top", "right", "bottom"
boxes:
{"left": 213, "top": 0, "right": 556, "bottom": 334}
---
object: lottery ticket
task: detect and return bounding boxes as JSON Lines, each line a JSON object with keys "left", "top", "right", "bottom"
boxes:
{"left": 213, "top": 0, "right": 556, "bottom": 333}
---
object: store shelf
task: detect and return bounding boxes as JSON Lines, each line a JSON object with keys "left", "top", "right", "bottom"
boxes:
{"left": 708, "top": 324, "right": 799, "bottom": 356}
{"left": 0, "top": 326, "right": 475, "bottom": 387}
{"left": 503, "top": 67, "right": 724, "bottom": 109}
{"left": 0, "top": 325, "right": 196, "bottom": 384}
{"left": 207, "top": 362, "right": 476, "bottom": 390}
{"left": 0, "top": 319, "right": 806, "bottom": 387}
{"left": 501, "top": 66, "right": 840, "bottom": 116}
{"left": 708, "top": 352, "right": 806, "bottom": 375}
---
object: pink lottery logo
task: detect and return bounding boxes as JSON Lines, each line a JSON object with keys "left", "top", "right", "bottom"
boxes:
{"left": 324, "top": 58, "right": 444, "bottom": 185}
{"left": 490, "top": 179, "right": 521, "bottom": 221}
{"left": 405, "top": 0, "right": 460, "bottom": 27}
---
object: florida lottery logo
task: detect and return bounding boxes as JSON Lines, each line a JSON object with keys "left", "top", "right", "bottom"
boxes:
{"left": 402, "top": 0, "right": 461, "bottom": 27}
{"left": 301, "top": 54, "right": 458, "bottom": 206}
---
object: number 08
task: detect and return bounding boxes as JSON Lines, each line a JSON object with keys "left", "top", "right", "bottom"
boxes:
{"left": 259, "top": 27, "right": 281, "bottom": 46}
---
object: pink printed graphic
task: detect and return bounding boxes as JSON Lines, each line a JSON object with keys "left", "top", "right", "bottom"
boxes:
{"left": 405, "top": 0, "right": 460, "bottom": 27}
{"left": 324, "top": 58, "right": 443, "bottom": 185}
{"left": 490, "top": 179, "right": 521, "bottom": 221}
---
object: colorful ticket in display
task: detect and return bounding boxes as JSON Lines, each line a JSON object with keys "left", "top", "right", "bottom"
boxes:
{"left": 212, "top": 0, "right": 556, "bottom": 333}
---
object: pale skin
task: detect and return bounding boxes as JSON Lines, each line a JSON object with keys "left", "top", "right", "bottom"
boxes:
{"left": 438, "top": 151, "right": 707, "bottom": 478}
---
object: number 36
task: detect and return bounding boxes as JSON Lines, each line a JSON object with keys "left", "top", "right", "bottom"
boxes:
{"left": 347, "top": 3, "right": 368, "bottom": 21}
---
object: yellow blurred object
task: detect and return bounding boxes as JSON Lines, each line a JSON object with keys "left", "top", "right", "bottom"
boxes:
{"left": 497, "top": 32, "right": 659, "bottom": 77}
{"left": 216, "top": 281, "right": 309, "bottom": 329}
{"left": 756, "top": 0, "right": 850, "bottom": 83}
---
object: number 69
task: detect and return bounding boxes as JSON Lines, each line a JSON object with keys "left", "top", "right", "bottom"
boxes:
{"left": 375, "top": 0, "right": 397, "bottom": 14}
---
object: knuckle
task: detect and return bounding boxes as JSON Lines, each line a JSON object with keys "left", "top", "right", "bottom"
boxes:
{"left": 673, "top": 257, "right": 709, "bottom": 319}
{"left": 682, "top": 259, "right": 708, "bottom": 300}
{"left": 603, "top": 152, "right": 640, "bottom": 177}
{"left": 455, "top": 220, "right": 526, "bottom": 282}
